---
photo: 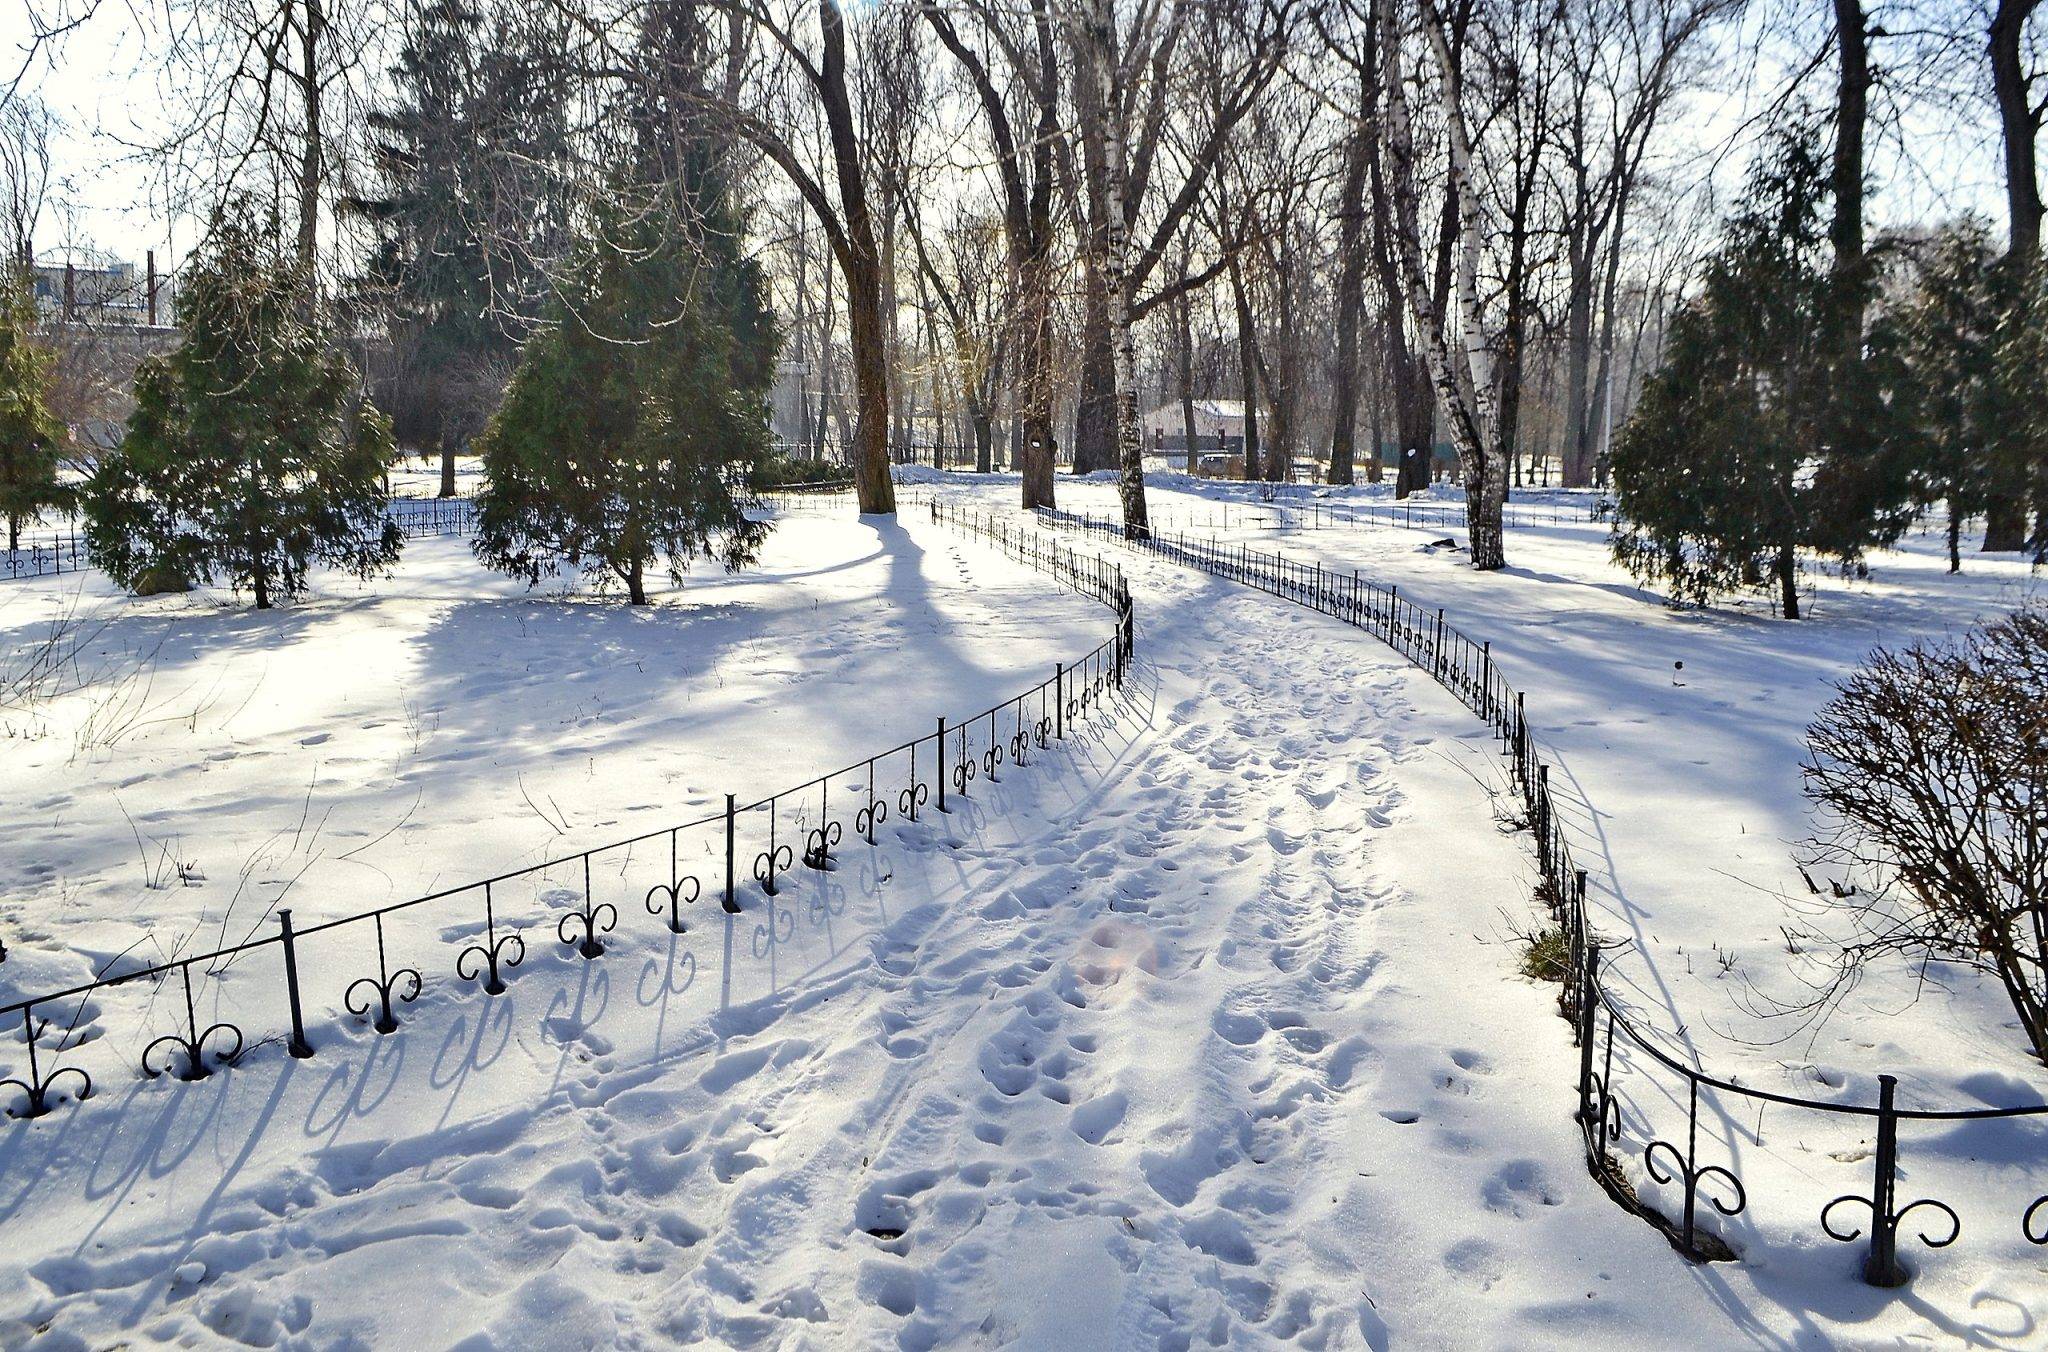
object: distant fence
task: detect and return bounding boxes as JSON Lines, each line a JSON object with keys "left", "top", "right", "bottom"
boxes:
{"left": 384, "top": 496, "right": 479, "bottom": 540}
{"left": 0, "top": 502, "right": 1133, "bottom": 1142}
{"left": 1104, "top": 496, "right": 1608, "bottom": 535}
{"left": 1035, "top": 504, "right": 2048, "bottom": 1291}
{"left": 2, "top": 529, "right": 88, "bottom": 581}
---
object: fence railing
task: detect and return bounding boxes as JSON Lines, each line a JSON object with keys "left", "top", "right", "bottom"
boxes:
{"left": 2, "top": 530, "right": 88, "bottom": 581}
{"left": 383, "top": 496, "right": 479, "bottom": 540}
{"left": 1084, "top": 496, "right": 1609, "bottom": 536}
{"left": 1033, "top": 504, "right": 2048, "bottom": 1290}
{"left": 0, "top": 501, "right": 1133, "bottom": 1134}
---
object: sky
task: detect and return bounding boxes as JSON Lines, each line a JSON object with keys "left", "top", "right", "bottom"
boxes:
{"left": 1, "top": 0, "right": 2019, "bottom": 275}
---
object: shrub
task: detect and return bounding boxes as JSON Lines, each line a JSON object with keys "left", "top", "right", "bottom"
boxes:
{"left": 1802, "top": 605, "right": 2048, "bottom": 1061}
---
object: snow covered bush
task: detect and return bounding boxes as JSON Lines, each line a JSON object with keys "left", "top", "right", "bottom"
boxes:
{"left": 1802, "top": 605, "right": 2048, "bottom": 1061}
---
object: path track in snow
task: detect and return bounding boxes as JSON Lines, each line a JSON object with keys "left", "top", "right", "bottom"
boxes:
{"left": 2, "top": 516, "right": 1804, "bottom": 1349}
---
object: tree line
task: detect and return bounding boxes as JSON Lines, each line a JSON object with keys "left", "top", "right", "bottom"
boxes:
{"left": 0, "top": 0, "right": 2043, "bottom": 590}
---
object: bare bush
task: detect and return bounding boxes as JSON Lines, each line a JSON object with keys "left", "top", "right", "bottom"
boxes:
{"left": 1803, "top": 605, "right": 2048, "bottom": 1061}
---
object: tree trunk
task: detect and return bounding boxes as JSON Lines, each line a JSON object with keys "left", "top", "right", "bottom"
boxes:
{"left": 1178, "top": 285, "right": 1199, "bottom": 476}
{"left": 1230, "top": 259, "right": 1261, "bottom": 481}
{"left": 845, "top": 251, "right": 896, "bottom": 513}
{"left": 627, "top": 552, "right": 648, "bottom": 605}
{"left": 1329, "top": 130, "right": 1367, "bottom": 487}
{"left": 818, "top": 0, "right": 894, "bottom": 515}
{"left": 1073, "top": 283, "right": 1117, "bottom": 475}
{"left": 1365, "top": 338, "right": 1385, "bottom": 483}
{"left": 1386, "top": 0, "right": 1506, "bottom": 567}
{"left": 295, "top": 0, "right": 326, "bottom": 271}
{"left": 972, "top": 405, "right": 993, "bottom": 473}
{"left": 817, "top": 250, "right": 837, "bottom": 457}
{"left": 1777, "top": 538, "right": 1800, "bottom": 619}
{"left": 1561, "top": 251, "right": 1596, "bottom": 487}
{"left": 1084, "top": 0, "right": 1147, "bottom": 537}
{"left": 1832, "top": 0, "right": 1870, "bottom": 343}
{"left": 439, "top": 433, "right": 457, "bottom": 498}
{"left": 1993, "top": 0, "right": 2045, "bottom": 262}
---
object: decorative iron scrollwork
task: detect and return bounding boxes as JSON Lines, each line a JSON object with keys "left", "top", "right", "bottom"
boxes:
{"left": 142, "top": 963, "right": 244, "bottom": 1081}
{"left": 803, "top": 820, "right": 842, "bottom": 871}
{"left": 558, "top": 901, "right": 617, "bottom": 960}
{"left": 1034, "top": 714, "right": 1053, "bottom": 749}
{"left": 856, "top": 796, "right": 887, "bottom": 844}
{"left": 458, "top": 882, "right": 526, "bottom": 993}
{"left": 0, "top": 1008, "right": 91, "bottom": 1118}
{"left": 951, "top": 753, "right": 976, "bottom": 795}
{"left": 899, "top": 780, "right": 927, "bottom": 822}
{"left": 1823, "top": 1192, "right": 1961, "bottom": 1251}
{"left": 1582, "top": 1066, "right": 1623, "bottom": 1159}
{"left": 754, "top": 841, "right": 793, "bottom": 895}
{"left": 644, "top": 874, "right": 701, "bottom": 935}
{"left": 2025, "top": 1196, "right": 2048, "bottom": 1245}
{"left": 457, "top": 932, "right": 525, "bottom": 995}
{"left": 346, "top": 914, "right": 422, "bottom": 1035}
{"left": 1644, "top": 1137, "right": 1747, "bottom": 1256}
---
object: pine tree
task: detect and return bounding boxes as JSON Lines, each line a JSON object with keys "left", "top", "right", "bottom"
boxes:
{"left": 0, "top": 267, "right": 66, "bottom": 551}
{"left": 471, "top": 190, "right": 777, "bottom": 604}
{"left": 1892, "top": 222, "right": 2002, "bottom": 572}
{"left": 1991, "top": 266, "right": 2048, "bottom": 566}
{"left": 352, "top": 0, "right": 570, "bottom": 493}
{"left": 83, "top": 211, "right": 401, "bottom": 607}
{"left": 1609, "top": 122, "right": 1914, "bottom": 618}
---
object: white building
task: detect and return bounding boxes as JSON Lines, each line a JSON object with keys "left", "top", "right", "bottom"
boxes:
{"left": 1142, "top": 398, "right": 1244, "bottom": 472}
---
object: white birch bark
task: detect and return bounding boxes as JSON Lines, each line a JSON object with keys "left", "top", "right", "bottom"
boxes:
{"left": 1375, "top": 0, "right": 1508, "bottom": 568}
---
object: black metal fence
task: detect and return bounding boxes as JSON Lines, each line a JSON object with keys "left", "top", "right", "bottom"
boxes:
{"left": 384, "top": 496, "right": 480, "bottom": 540}
{"left": 1034, "top": 504, "right": 2048, "bottom": 1290}
{"left": 0, "top": 501, "right": 1133, "bottom": 1134}
{"left": 1096, "top": 496, "right": 1608, "bottom": 536}
{"left": 2, "top": 530, "right": 88, "bottom": 581}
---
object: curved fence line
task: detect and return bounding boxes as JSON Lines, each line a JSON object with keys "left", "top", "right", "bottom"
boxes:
{"left": 0, "top": 502, "right": 1134, "bottom": 1138}
{"left": 1031, "top": 503, "right": 2047, "bottom": 1290}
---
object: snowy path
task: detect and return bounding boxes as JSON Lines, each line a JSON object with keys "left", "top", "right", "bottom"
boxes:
{"left": 1, "top": 511, "right": 2015, "bottom": 1347}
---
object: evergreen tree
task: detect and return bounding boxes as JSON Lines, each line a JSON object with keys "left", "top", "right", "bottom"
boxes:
{"left": 471, "top": 189, "right": 777, "bottom": 604}
{"left": 1610, "top": 122, "right": 1913, "bottom": 618}
{"left": 0, "top": 268, "right": 66, "bottom": 551}
{"left": 1892, "top": 222, "right": 2003, "bottom": 572}
{"left": 1992, "top": 266, "right": 2048, "bottom": 566}
{"left": 83, "top": 212, "right": 401, "bottom": 608}
{"left": 352, "top": 0, "right": 571, "bottom": 493}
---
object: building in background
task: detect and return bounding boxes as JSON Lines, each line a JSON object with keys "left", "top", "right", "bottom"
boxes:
{"left": 1143, "top": 399, "right": 1244, "bottom": 475}
{"left": 30, "top": 252, "right": 176, "bottom": 328}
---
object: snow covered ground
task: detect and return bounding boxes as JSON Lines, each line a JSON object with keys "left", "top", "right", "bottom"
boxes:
{"left": 2, "top": 489, "right": 2043, "bottom": 1346}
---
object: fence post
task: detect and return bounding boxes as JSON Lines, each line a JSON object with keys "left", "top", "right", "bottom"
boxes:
{"left": 1864, "top": 1075, "right": 1906, "bottom": 1287}
{"left": 936, "top": 717, "right": 948, "bottom": 812}
{"left": 1435, "top": 609, "right": 1446, "bottom": 676}
{"left": 1577, "top": 942, "right": 1600, "bottom": 1108}
{"left": 1056, "top": 665, "right": 1064, "bottom": 739}
{"left": 723, "top": 794, "right": 740, "bottom": 913}
{"left": 1481, "top": 642, "right": 1493, "bottom": 724}
{"left": 279, "top": 908, "right": 314, "bottom": 1059}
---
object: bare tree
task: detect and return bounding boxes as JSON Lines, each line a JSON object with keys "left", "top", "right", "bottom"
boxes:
{"left": 0, "top": 96, "right": 56, "bottom": 265}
